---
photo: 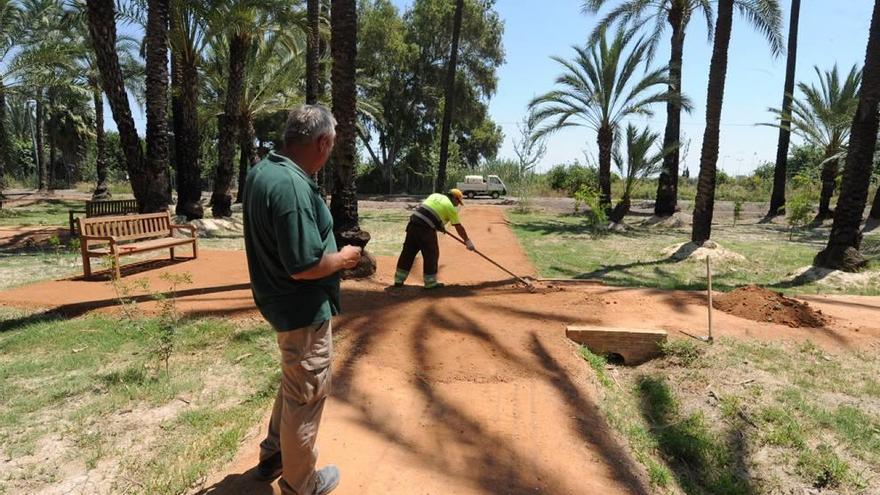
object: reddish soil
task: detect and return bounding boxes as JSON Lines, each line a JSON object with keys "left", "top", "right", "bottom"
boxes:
{"left": 1, "top": 207, "right": 879, "bottom": 494}
{"left": 714, "top": 285, "right": 829, "bottom": 328}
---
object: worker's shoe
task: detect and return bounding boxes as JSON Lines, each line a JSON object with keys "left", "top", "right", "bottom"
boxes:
{"left": 424, "top": 274, "right": 444, "bottom": 289}
{"left": 394, "top": 268, "right": 409, "bottom": 287}
{"left": 254, "top": 451, "right": 282, "bottom": 481}
{"left": 314, "top": 465, "right": 341, "bottom": 495}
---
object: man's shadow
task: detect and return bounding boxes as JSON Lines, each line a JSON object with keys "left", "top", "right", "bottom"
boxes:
{"left": 192, "top": 467, "right": 275, "bottom": 495}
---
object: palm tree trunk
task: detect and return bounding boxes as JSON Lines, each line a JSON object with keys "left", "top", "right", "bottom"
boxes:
{"left": 610, "top": 195, "right": 631, "bottom": 223}
{"left": 814, "top": 152, "right": 838, "bottom": 222}
{"left": 767, "top": 0, "right": 801, "bottom": 217}
{"left": 48, "top": 93, "right": 56, "bottom": 189}
{"left": 0, "top": 80, "right": 7, "bottom": 198}
{"left": 235, "top": 114, "right": 255, "bottom": 204}
{"left": 36, "top": 98, "right": 47, "bottom": 191}
{"left": 814, "top": 0, "right": 880, "bottom": 271}
{"left": 142, "top": 0, "right": 172, "bottom": 212}
{"left": 597, "top": 124, "right": 613, "bottom": 209}
{"left": 170, "top": 41, "right": 204, "bottom": 219}
{"left": 435, "top": 0, "right": 464, "bottom": 193}
{"left": 692, "top": 0, "right": 734, "bottom": 245}
{"left": 306, "top": 0, "right": 320, "bottom": 105}
{"left": 654, "top": 5, "right": 685, "bottom": 217}
{"left": 92, "top": 86, "right": 111, "bottom": 200}
{"left": 329, "top": 0, "right": 372, "bottom": 259}
{"left": 211, "top": 33, "right": 248, "bottom": 218}
{"left": 86, "top": 0, "right": 146, "bottom": 206}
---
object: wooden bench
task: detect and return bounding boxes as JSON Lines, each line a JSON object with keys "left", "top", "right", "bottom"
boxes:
{"left": 77, "top": 212, "right": 198, "bottom": 279}
{"left": 69, "top": 199, "right": 140, "bottom": 235}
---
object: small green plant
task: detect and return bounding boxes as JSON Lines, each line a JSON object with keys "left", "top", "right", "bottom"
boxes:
{"left": 733, "top": 199, "right": 743, "bottom": 226}
{"left": 110, "top": 271, "right": 193, "bottom": 373}
{"left": 573, "top": 184, "right": 608, "bottom": 229}
{"left": 47, "top": 235, "right": 61, "bottom": 257}
{"left": 787, "top": 192, "right": 813, "bottom": 240}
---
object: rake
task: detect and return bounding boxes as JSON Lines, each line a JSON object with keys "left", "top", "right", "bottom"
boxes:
{"left": 443, "top": 231, "right": 534, "bottom": 288}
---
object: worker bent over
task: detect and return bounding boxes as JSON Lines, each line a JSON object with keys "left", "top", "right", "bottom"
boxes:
{"left": 394, "top": 189, "right": 475, "bottom": 289}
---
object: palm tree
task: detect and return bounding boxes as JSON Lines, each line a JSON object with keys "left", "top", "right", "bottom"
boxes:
{"left": 611, "top": 123, "right": 666, "bottom": 221}
{"left": 765, "top": 65, "right": 861, "bottom": 222}
{"left": 583, "top": 0, "right": 714, "bottom": 217}
{"left": 435, "top": 0, "right": 464, "bottom": 193}
{"left": 814, "top": 0, "right": 880, "bottom": 271}
{"left": 138, "top": 0, "right": 173, "bottom": 212}
{"left": 529, "top": 28, "right": 681, "bottom": 210}
{"left": 767, "top": 0, "right": 801, "bottom": 218}
{"left": 67, "top": 4, "right": 143, "bottom": 200}
{"left": 691, "top": 0, "right": 782, "bottom": 244}
{"left": 85, "top": 0, "right": 150, "bottom": 208}
{"left": 229, "top": 33, "right": 306, "bottom": 202}
{"left": 169, "top": 0, "right": 207, "bottom": 219}
{"left": 0, "top": 0, "right": 20, "bottom": 196}
{"left": 329, "top": 0, "right": 372, "bottom": 262}
{"left": 205, "top": 0, "right": 300, "bottom": 217}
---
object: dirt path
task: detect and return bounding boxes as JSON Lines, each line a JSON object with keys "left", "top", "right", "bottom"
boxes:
{"left": 2, "top": 207, "right": 879, "bottom": 494}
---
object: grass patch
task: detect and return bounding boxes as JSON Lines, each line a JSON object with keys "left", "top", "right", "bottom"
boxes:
{"left": 507, "top": 211, "right": 880, "bottom": 295}
{"left": 0, "top": 199, "right": 82, "bottom": 227}
{"left": 577, "top": 337, "right": 880, "bottom": 494}
{"left": 359, "top": 209, "right": 409, "bottom": 256}
{"left": 0, "top": 309, "right": 278, "bottom": 494}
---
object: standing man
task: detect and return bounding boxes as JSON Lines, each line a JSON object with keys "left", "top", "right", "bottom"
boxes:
{"left": 394, "top": 188, "right": 475, "bottom": 289}
{"left": 243, "top": 105, "right": 360, "bottom": 495}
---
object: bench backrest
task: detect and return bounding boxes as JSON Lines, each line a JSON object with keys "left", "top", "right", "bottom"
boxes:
{"left": 85, "top": 199, "right": 139, "bottom": 218}
{"left": 79, "top": 212, "right": 172, "bottom": 242}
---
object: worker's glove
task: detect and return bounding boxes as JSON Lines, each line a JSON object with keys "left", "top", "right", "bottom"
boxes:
{"left": 465, "top": 239, "right": 476, "bottom": 251}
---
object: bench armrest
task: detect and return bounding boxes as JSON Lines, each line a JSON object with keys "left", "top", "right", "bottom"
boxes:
{"left": 81, "top": 235, "right": 117, "bottom": 246}
{"left": 170, "top": 224, "right": 198, "bottom": 238}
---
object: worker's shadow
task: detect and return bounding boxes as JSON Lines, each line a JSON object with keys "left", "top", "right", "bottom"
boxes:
{"left": 191, "top": 467, "right": 275, "bottom": 495}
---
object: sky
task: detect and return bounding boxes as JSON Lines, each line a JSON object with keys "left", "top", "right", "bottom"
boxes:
{"left": 109, "top": 0, "right": 874, "bottom": 177}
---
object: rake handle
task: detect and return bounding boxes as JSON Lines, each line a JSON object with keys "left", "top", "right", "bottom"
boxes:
{"left": 443, "top": 231, "right": 532, "bottom": 286}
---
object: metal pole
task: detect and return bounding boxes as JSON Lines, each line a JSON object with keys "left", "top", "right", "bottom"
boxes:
{"left": 706, "top": 256, "right": 714, "bottom": 343}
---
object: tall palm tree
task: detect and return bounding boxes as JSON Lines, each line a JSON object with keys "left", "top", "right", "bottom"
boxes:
{"left": 225, "top": 33, "right": 305, "bottom": 202}
{"left": 583, "top": 0, "right": 714, "bottom": 217}
{"left": 435, "top": 0, "right": 464, "bottom": 193}
{"left": 814, "top": 0, "right": 880, "bottom": 271}
{"left": 329, "top": 0, "right": 372, "bottom": 262}
{"left": 0, "top": 0, "right": 20, "bottom": 196}
{"left": 765, "top": 65, "right": 861, "bottom": 222}
{"left": 16, "top": 0, "right": 70, "bottom": 191}
{"left": 691, "top": 0, "right": 782, "bottom": 244}
{"left": 205, "top": 0, "right": 299, "bottom": 217}
{"left": 529, "top": 28, "right": 682, "bottom": 210}
{"left": 611, "top": 123, "right": 666, "bottom": 221}
{"left": 169, "top": 0, "right": 207, "bottom": 219}
{"left": 767, "top": 0, "right": 801, "bottom": 217}
{"left": 140, "top": 0, "right": 172, "bottom": 212}
{"left": 67, "top": 4, "right": 143, "bottom": 200}
{"left": 85, "top": 0, "right": 150, "bottom": 207}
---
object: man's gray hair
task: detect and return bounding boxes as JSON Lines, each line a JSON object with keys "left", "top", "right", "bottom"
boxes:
{"left": 283, "top": 105, "right": 337, "bottom": 146}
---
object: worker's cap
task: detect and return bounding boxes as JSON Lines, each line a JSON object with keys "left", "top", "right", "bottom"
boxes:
{"left": 448, "top": 188, "right": 465, "bottom": 205}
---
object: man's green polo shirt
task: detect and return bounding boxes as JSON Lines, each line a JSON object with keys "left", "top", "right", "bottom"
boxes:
{"left": 243, "top": 150, "right": 339, "bottom": 331}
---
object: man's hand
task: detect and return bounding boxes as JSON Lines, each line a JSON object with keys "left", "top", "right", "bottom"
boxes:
{"left": 340, "top": 245, "right": 362, "bottom": 269}
{"left": 465, "top": 239, "right": 476, "bottom": 251}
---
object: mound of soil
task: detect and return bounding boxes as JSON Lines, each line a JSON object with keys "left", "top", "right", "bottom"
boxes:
{"left": 788, "top": 265, "right": 880, "bottom": 290}
{"left": 713, "top": 285, "right": 828, "bottom": 328}
{"left": 643, "top": 212, "right": 693, "bottom": 228}
{"left": 663, "top": 241, "right": 746, "bottom": 263}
